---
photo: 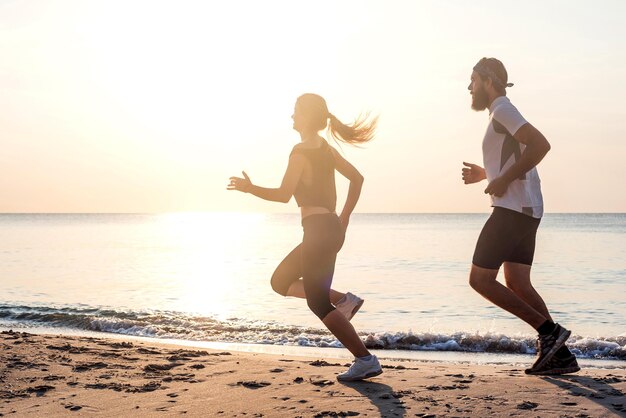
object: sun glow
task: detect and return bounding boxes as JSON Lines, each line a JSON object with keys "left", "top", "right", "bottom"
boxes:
{"left": 2, "top": 1, "right": 626, "bottom": 213}
{"left": 155, "top": 212, "right": 266, "bottom": 317}
{"left": 75, "top": 2, "right": 350, "bottom": 152}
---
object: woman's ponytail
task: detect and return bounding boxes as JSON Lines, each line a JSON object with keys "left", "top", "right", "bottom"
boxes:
{"left": 327, "top": 112, "right": 378, "bottom": 145}
{"left": 296, "top": 93, "right": 378, "bottom": 145}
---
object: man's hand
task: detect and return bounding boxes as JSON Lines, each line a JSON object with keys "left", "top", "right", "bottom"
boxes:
{"left": 462, "top": 162, "right": 486, "bottom": 184}
{"left": 484, "top": 176, "right": 511, "bottom": 197}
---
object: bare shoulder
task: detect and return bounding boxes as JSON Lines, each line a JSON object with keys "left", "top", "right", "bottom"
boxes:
{"left": 290, "top": 143, "right": 307, "bottom": 155}
{"left": 328, "top": 144, "right": 344, "bottom": 160}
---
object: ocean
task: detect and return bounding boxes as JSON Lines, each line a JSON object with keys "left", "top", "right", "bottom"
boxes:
{"left": 1, "top": 213, "right": 624, "bottom": 364}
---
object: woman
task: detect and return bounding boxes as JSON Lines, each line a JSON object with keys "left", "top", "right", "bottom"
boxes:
{"left": 227, "top": 93, "right": 381, "bottom": 381}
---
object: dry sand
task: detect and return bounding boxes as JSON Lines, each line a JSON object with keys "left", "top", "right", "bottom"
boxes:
{"left": 1, "top": 330, "right": 625, "bottom": 417}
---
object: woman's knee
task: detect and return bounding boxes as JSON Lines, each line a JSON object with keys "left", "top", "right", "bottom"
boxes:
{"left": 270, "top": 272, "right": 290, "bottom": 296}
{"left": 306, "top": 297, "right": 335, "bottom": 320}
{"left": 271, "top": 245, "right": 302, "bottom": 297}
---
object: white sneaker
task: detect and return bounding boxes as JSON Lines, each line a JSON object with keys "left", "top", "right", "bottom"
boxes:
{"left": 337, "top": 355, "right": 382, "bottom": 382}
{"left": 335, "top": 292, "right": 364, "bottom": 321}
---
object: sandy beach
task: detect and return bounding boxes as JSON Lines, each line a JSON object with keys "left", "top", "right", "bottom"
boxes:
{"left": 0, "top": 331, "right": 624, "bottom": 417}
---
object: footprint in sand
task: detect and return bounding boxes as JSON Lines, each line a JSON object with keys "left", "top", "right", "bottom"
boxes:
{"left": 72, "top": 362, "right": 108, "bottom": 372}
{"left": 26, "top": 385, "right": 55, "bottom": 397}
{"left": 310, "top": 379, "right": 334, "bottom": 387}
{"left": 516, "top": 401, "right": 538, "bottom": 410}
{"left": 236, "top": 381, "right": 271, "bottom": 389}
{"left": 64, "top": 404, "right": 82, "bottom": 411}
{"left": 314, "top": 410, "right": 360, "bottom": 417}
{"left": 426, "top": 384, "right": 469, "bottom": 391}
{"left": 189, "top": 364, "right": 205, "bottom": 369}
{"left": 309, "top": 360, "right": 342, "bottom": 367}
{"left": 108, "top": 342, "right": 134, "bottom": 349}
{"left": 137, "top": 347, "right": 161, "bottom": 355}
{"left": 42, "top": 375, "right": 65, "bottom": 381}
{"left": 143, "top": 363, "right": 183, "bottom": 373}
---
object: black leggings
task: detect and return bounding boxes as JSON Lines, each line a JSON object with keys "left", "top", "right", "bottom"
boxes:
{"left": 270, "top": 213, "right": 345, "bottom": 320}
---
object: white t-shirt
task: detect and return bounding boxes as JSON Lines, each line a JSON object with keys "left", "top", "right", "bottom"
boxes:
{"left": 482, "top": 96, "right": 544, "bottom": 218}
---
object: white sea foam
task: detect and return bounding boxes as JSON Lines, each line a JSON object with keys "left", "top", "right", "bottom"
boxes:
{"left": 1, "top": 304, "right": 624, "bottom": 360}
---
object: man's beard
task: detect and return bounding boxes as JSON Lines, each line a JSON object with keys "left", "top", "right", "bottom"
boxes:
{"left": 471, "top": 86, "right": 489, "bottom": 111}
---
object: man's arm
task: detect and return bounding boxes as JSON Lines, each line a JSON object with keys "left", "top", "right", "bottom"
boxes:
{"left": 501, "top": 123, "right": 551, "bottom": 183}
{"left": 462, "top": 162, "right": 487, "bottom": 184}
{"left": 484, "top": 123, "right": 551, "bottom": 196}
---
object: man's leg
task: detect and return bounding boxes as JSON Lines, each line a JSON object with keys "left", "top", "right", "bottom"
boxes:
{"left": 469, "top": 264, "right": 547, "bottom": 330}
{"left": 503, "top": 262, "right": 552, "bottom": 321}
{"left": 471, "top": 208, "right": 573, "bottom": 372}
{"left": 504, "top": 262, "right": 576, "bottom": 364}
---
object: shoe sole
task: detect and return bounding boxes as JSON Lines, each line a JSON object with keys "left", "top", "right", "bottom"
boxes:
{"left": 525, "top": 365, "right": 580, "bottom": 376}
{"left": 336, "top": 368, "right": 382, "bottom": 382}
{"left": 346, "top": 299, "right": 365, "bottom": 321}
{"left": 533, "top": 328, "right": 572, "bottom": 371}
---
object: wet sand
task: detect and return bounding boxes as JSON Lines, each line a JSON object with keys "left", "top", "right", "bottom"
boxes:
{"left": 1, "top": 330, "right": 625, "bottom": 417}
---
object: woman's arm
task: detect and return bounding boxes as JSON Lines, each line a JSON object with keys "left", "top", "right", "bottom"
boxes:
{"left": 330, "top": 147, "right": 364, "bottom": 229}
{"left": 227, "top": 154, "right": 305, "bottom": 203}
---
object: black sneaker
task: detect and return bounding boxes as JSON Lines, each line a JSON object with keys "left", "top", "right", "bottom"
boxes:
{"left": 528, "top": 324, "right": 571, "bottom": 372}
{"left": 525, "top": 354, "right": 580, "bottom": 375}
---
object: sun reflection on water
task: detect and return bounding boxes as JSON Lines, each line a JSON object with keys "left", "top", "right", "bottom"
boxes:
{"left": 154, "top": 212, "right": 266, "bottom": 318}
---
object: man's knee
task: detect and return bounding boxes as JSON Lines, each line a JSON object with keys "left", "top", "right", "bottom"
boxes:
{"left": 504, "top": 277, "right": 533, "bottom": 295}
{"left": 469, "top": 265, "right": 498, "bottom": 292}
{"left": 503, "top": 263, "right": 532, "bottom": 294}
{"left": 468, "top": 274, "right": 484, "bottom": 291}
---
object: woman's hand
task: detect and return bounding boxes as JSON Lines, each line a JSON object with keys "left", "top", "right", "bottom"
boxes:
{"left": 339, "top": 213, "right": 350, "bottom": 232}
{"left": 461, "top": 162, "right": 486, "bottom": 184}
{"left": 227, "top": 171, "right": 252, "bottom": 193}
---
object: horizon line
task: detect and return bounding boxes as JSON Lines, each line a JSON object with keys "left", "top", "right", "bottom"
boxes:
{"left": 1, "top": 212, "right": 625, "bottom": 215}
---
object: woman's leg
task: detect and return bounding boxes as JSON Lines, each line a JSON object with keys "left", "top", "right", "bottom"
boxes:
{"left": 302, "top": 232, "right": 370, "bottom": 358}
{"left": 270, "top": 244, "right": 303, "bottom": 296}
{"left": 286, "top": 280, "right": 346, "bottom": 305}
{"left": 322, "top": 308, "right": 370, "bottom": 358}
{"left": 270, "top": 244, "right": 346, "bottom": 304}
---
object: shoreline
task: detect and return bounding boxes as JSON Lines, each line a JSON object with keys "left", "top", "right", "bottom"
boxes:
{"left": 2, "top": 330, "right": 625, "bottom": 417}
{"left": 3, "top": 325, "right": 626, "bottom": 371}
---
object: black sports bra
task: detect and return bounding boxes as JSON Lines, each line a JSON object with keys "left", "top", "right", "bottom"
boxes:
{"left": 290, "top": 140, "right": 337, "bottom": 212}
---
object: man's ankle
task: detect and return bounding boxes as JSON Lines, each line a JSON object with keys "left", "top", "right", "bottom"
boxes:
{"left": 536, "top": 320, "right": 556, "bottom": 336}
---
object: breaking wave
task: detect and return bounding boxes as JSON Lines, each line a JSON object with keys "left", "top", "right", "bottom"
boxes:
{"left": 1, "top": 304, "right": 624, "bottom": 360}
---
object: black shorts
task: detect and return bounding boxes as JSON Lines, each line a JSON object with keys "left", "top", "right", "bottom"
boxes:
{"left": 472, "top": 206, "right": 541, "bottom": 270}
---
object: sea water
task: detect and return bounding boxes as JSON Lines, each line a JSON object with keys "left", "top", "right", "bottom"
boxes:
{"left": 1, "top": 213, "right": 624, "bottom": 362}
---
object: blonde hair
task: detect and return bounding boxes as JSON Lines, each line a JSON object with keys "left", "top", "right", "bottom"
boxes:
{"left": 297, "top": 93, "right": 378, "bottom": 145}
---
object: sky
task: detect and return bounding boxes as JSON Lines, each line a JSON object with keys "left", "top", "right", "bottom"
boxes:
{"left": 1, "top": 0, "right": 625, "bottom": 213}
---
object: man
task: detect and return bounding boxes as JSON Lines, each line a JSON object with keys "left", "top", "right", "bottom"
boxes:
{"left": 462, "top": 57, "right": 579, "bottom": 375}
